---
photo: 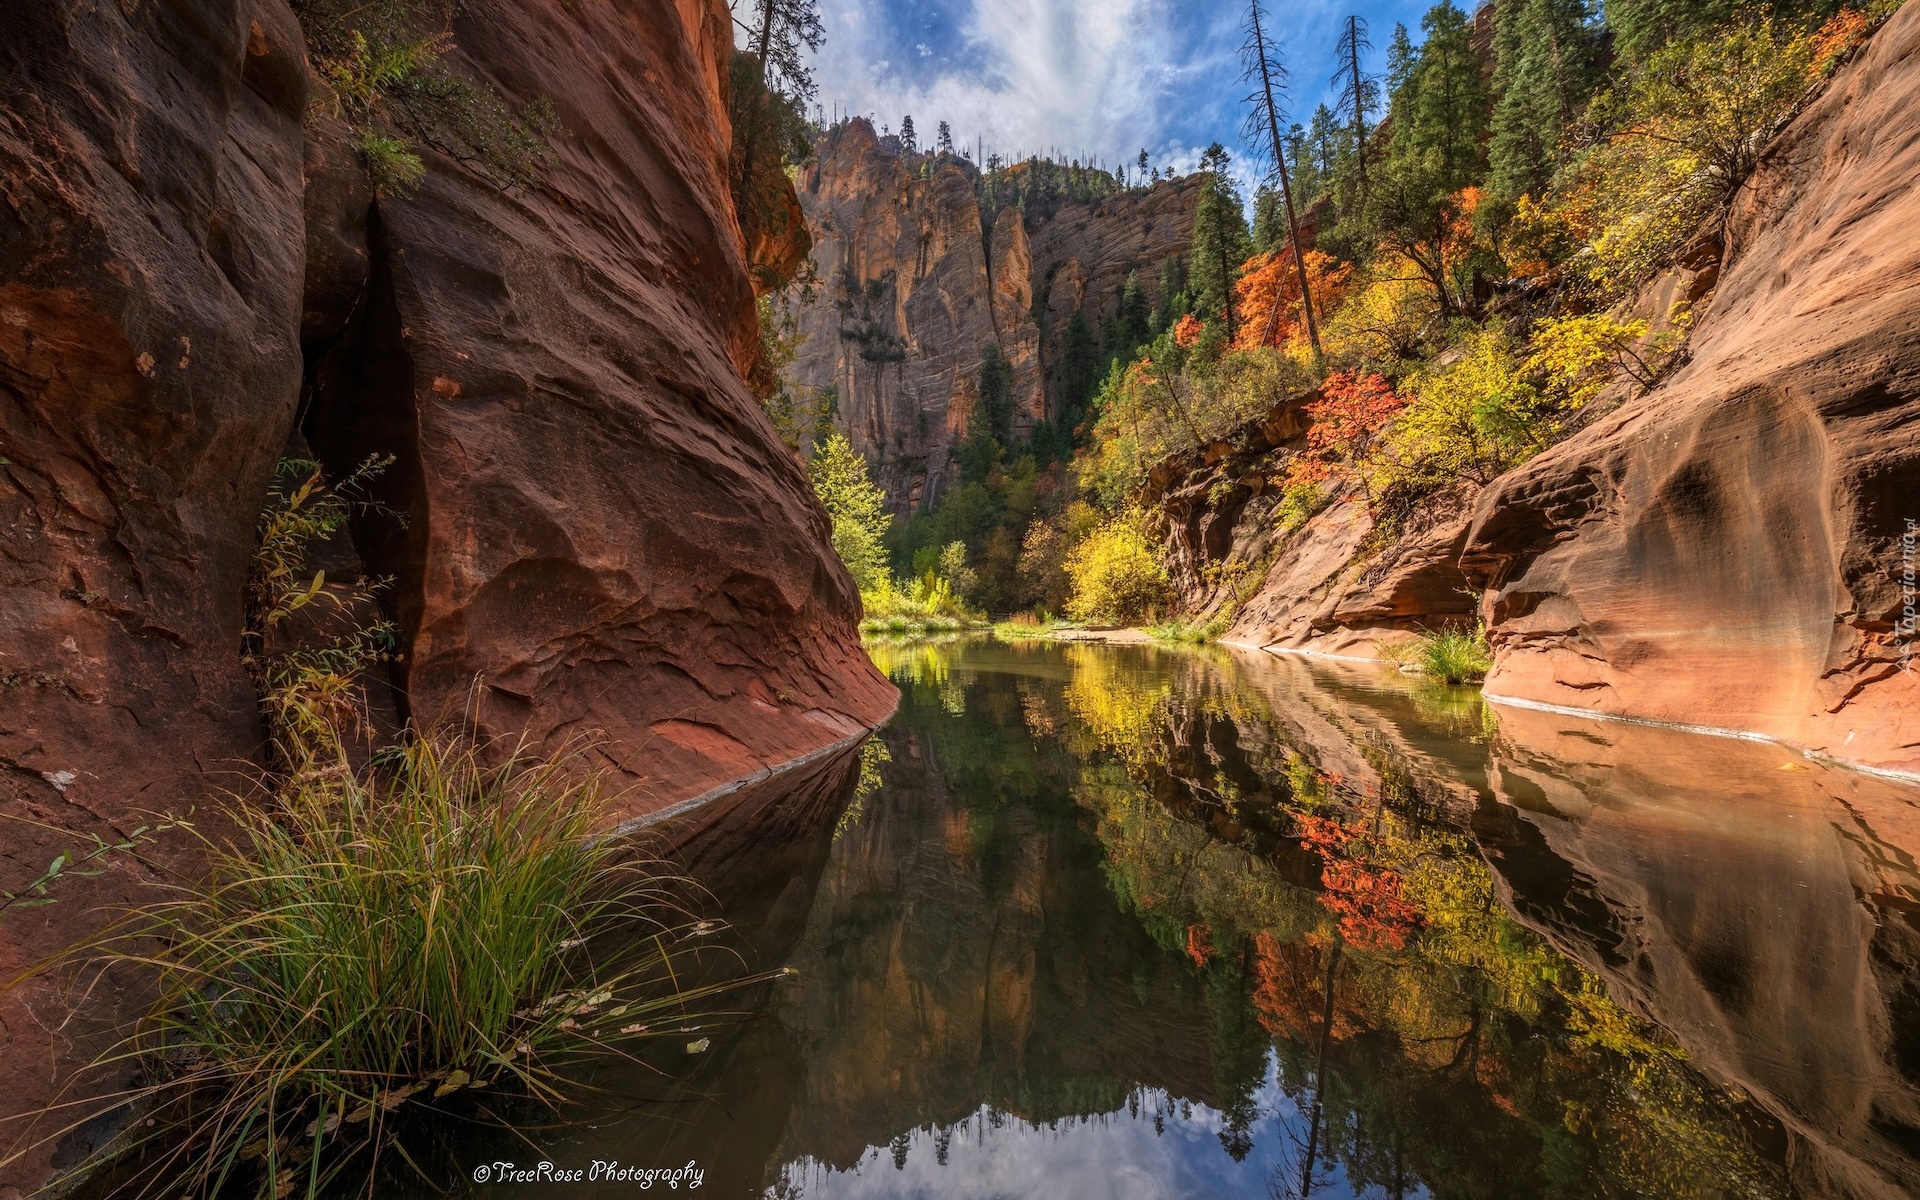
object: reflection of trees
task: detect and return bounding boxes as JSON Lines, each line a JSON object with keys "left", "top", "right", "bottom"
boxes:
{"left": 1048, "top": 647, "right": 1790, "bottom": 1199}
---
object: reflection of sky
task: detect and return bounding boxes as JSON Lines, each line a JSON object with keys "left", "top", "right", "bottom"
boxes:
{"left": 780, "top": 0, "right": 1440, "bottom": 200}
{"left": 769, "top": 1053, "right": 1427, "bottom": 1199}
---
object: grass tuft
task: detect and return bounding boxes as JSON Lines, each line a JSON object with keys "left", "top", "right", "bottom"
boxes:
{"left": 1146, "top": 616, "right": 1229, "bottom": 645}
{"left": 1405, "top": 624, "right": 1494, "bottom": 684}
{"left": 21, "top": 738, "right": 770, "bottom": 1197}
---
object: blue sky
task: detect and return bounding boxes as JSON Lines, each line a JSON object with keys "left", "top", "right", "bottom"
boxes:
{"left": 787, "top": 0, "right": 1439, "bottom": 186}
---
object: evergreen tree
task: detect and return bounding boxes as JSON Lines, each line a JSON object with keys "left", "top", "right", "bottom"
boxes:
{"left": 748, "top": 0, "right": 824, "bottom": 101}
{"left": 976, "top": 342, "right": 1015, "bottom": 445}
{"left": 937, "top": 120, "right": 955, "bottom": 155}
{"left": 1189, "top": 144, "right": 1251, "bottom": 341}
{"left": 900, "top": 113, "right": 918, "bottom": 154}
{"left": 1489, "top": 0, "right": 1602, "bottom": 200}
{"left": 1603, "top": 0, "right": 1737, "bottom": 63}
{"left": 1152, "top": 256, "right": 1190, "bottom": 334}
{"left": 1363, "top": 2, "right": 1492, "bottom": 316}
{"left": 1113, "top": 271, "right": 1153, "bottom": 357}
{"left": 1251, "top": 186, "right": 1288, "bottom": 254}
{"left": 1059, "top": 308, "right": 1100, "bottom": 417}
{"left": 1333, "top": 16, "right": 1379, "bottom": 200}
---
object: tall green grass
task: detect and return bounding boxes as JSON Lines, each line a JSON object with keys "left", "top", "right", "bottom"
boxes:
{"left": 1407, "top": 624, "right": 1494, "bottom": 684}
{"left": 20, "top": 739, "right": 772, "bottom": 1198}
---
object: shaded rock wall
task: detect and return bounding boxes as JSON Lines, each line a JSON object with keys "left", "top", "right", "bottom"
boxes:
{"left": 789, "top": 123, "right": 1201, "bottom": 512}
{"left": 304, "top": 0, "right": 893, "bottom": 815}
{"left": 1460, "top": 2, "right": 1920, "bottom": 777}
{"left": 0, "top": 1, "right": 310, "bottom": 1187}
{"left": 0, "top": 0, "right": 891, "bottom": 1186}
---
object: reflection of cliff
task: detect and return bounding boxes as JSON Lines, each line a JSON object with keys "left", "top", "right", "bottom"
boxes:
{"left": 789, "top": 123, "right": 1201, "bottom": 511}
{"left": 771, "top": 670, "right": 1223, "bottom": 1169}
{"left": 1054, "top": 646, "right": 1791, "bottom": 1198}
{"left": 1480, "top": 707, "right": 1920, "bottom": 1200}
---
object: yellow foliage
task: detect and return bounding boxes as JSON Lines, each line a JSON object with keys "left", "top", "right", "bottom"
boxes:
{"left": 1064, "top": 508, "right": 1170, "bottom": 625}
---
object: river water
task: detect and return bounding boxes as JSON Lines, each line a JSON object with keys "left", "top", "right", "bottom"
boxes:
{"left": 435, "top": 637, "right": 1920, "bottom": 1199}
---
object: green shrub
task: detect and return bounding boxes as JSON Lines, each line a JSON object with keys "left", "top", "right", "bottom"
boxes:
{"left": 1065, "top": 509, "right": 1171, "bottom": 625}
{"left": 1146, "top": 616, "right": 1228, "bottom": 644}
{"left": 808, "top": 433, "right": 894, "bottom": 594}
{"left": 1409, "top": 624, "right": 1494, "bottom": 684}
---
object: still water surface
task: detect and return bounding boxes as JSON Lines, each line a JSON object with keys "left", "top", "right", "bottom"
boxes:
{"left": 433, "top": 638, "right": 1920, "bottom": 1199}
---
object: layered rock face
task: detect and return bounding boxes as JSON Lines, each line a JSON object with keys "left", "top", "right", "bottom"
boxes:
{"left": 303, "top": 0, "right": 893, "bottom": 811}
{"left": 0, "top": 0, "right": 889, "bottom": 1185}
{"left": 1460, "top": 2, "right": 1920, "bottom": 777}
{"left": 789, "top": 123, "right": 1200, "bottom": 511}
{"left": 0, "top": 2, "right": 310, "bottom": 1186}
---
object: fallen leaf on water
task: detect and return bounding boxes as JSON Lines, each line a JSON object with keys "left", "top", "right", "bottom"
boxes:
{"left": 686, "top": 1037, "right": 711, "bottom": 1054}
{"left": 434, "top": 1069, "right": 470, "bottom": 1099}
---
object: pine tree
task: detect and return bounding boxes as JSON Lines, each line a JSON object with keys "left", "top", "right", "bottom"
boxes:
{"left": 1113, "top": 271, "right": 1153, "bottom": 356}
{"left": 1152, "top": 256, "right": 1190, "bottom": 334}
{"left": 1241, "top": 0, "right": 1322, "bottom": 356}
{"left": 749, "top": 0, "right": 824, "bottom": 101}
{"left": 1604, "top": 0, "right": 1736, "bottom": 63}
{"left": 1059, "top": 308, "right": 1100, "bottom": 418}
{"left": 1251, "top": 186, "right": 1288, "bottom": 253}
{"left": 1365, "top": 2, "right": 1492, "bottom": 316}
{"left": 937, "top": 120, "right": 955, "bottom": 156}
{"left": 1489, "top": 0, "right": 1602, "bottom": 200}
{"left": 1333, "top": 16, "right": 1378, "bottom": 200}
{"left": 1189, "top": 144, "right": 1251, "bottom": 342}
{"left": 900, "top": 114, "right": 918, "bottom": 155}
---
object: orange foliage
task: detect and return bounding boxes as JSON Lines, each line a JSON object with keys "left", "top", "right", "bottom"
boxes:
{"left": 1172, "top": 313, "right": 1204, "bottom": 349}
{"left": 1296, "top": 813, "right": 1423, "bottom": 951}
{"left": 1232, "top": 247, "right": 1352, "bottom": 351}
{"left": 1185, "top": 922, "right": 1215, "bottom": 967}
{"left": 1812, "top": 8, "right": 1870, "bottom": 72}
{"left": 1278, "top": 371, "right": 1404, "bottom": 493}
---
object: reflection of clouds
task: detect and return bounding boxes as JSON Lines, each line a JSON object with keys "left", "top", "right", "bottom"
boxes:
{"left": 796, "top": 0, "right": 1438, "bottom": 201}
{"left": 769, "top": 1055, "right": 1396, "bottom": 1199}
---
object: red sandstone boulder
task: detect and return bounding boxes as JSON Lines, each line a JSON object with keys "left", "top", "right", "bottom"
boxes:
{"left": 1461, "top": 2, "right": 1920, "bottom": 778}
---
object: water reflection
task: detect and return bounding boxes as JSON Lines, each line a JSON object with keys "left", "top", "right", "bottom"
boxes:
{"left": 426, "top": 637, "right": 1920, "bottom": 1199}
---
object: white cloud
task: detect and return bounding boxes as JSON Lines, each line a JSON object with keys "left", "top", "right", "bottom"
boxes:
{"left": 808, "top": 0, "right": 1228, "bottom": 171}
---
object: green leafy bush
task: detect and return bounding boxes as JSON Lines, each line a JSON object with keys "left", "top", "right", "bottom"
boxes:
{"left": 807, "top": 433, "right": 894, "bottom": 594}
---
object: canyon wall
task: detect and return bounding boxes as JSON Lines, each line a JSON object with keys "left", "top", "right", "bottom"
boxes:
{"left": 1192, "top": 4, "right": 1920, "bottom": 779}
{"left": 1457, "top": 1, "right": 1920, "bottom": 778}
{"left": 789, "top": 123, "right": 1201, "bottom": 511}
{"left": 0, "top": 0, "right": 888, "bottom": 1188}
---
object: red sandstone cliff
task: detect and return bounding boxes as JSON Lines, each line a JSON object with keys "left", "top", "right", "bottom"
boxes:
{"left": 0, "top": 0, "right": 889, "bottom": 1186}
{"left": 1459, "top": 1, "right": 1920, "bottom": 778}
{"left": 790, "top": 123, "right": 1201, "bottom": 511}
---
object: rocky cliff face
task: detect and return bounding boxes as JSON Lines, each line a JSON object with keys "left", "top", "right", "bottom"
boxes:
{"left": 0, "top": 0, "right": 888, "bottom": 1186}
{"left": 1185, "top": 5, "right": 1920, "bottom": 778}
{"left": 789, "top": 123, "right": 1201, "bottom": 511}
{"left": 1456, "top": 1, "right": 1920, "bottom": 778}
